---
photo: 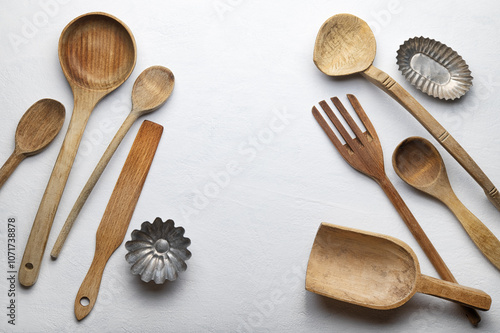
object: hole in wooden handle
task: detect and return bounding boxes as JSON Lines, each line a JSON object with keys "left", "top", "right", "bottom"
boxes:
{"left": 79, "top": 297, "right": 90, "bottom": 307}
{"left": 25, "top": 263, "right": 34, "bottom": 270}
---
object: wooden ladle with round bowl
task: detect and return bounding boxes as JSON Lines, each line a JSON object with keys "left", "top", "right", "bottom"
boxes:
{"left": 19, "top": 12, "right": 136, "bottom": 287}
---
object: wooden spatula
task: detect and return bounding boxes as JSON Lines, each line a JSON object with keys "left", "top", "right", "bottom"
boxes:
{"left": 74, "top": 120, "right": 163, "bottom": 320}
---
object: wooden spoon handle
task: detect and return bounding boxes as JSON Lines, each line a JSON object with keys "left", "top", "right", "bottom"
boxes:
{"left": 417, "top": 274, "right": 491, "bottom": 311}
{"left": 0, "top": 150, "right": 25, "bottom": 189}
{"left": 51, "top": 112, "right": 138, "bottom": 259}
{"left": 19, "top": 96, "right": 98, "bottom": 287}
{"left": 445, "top": 194, "right": 500, "bottom": 270}
{"left": 75, "top": 120, "right": 163, "bottom": 320}
{"left": 362, "top": 65, "right": 500, "bottom": 211}
{"left": 377, "top": 176, "right": 482, "bottom": 325}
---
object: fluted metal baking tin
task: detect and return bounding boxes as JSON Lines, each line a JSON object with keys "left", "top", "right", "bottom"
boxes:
{"left": 125, "top": 217, "right": 191, "bottom": 284}
{"left": 396, "top": 37, "right": 472, "bottom": 100}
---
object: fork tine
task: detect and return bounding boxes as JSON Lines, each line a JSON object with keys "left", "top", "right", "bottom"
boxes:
{"left": 312, "top": 106, "right": 349, "bottom": 159}
{"left": 318, "top": 100, "right": 356, "bottom": 148}
{"left": 346, "top": 94, "right": 380, "bottom": 142}
{"left": 331, "top": 97, "right": 364, "bottom": 140}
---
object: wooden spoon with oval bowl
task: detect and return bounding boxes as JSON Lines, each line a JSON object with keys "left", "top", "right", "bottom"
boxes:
{"left": 314, "top": 13, "right": 500, "bottom": 212}
{"left": 306, "top": 223, "right": 491, "bottom": 311}
{"left": 0, "top": 99, "right": 65, "bottom": 189}
{"left": 393, "top": 137, "right": 500, "bottom": 270}
{"left": 19, "top": 12, "right": 136, "bottom": 287}
{"left": 51, "top": 66, "right": 174, "bottom": 258}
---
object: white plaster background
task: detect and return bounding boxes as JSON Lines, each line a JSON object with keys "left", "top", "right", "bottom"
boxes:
{"left": 1, "top": 0, "right": 500, "bottom": 332}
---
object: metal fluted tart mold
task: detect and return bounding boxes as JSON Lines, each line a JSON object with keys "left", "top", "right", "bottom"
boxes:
{"left": 125, "top": 218, "right": 191, "bottom": 283}
{"left": 396, "top": 37, "right": 472, "bottom": 100}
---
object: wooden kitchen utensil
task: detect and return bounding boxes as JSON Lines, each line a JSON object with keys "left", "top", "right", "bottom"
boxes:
{"left": 0, "top": 99, "right": 65, "bottom": 189}
{"left": 312, "top": 94, "right": 481, "bottom": 324}
{"left": 51, "top": 66, "right": 174, "bottom": 259}
{"left": 313, "top": 13, "right": 500, "bottom": 212}
{"left": 19, "top": 12, "right": 136, "bottom": 287}
{"left": 74, "top": 120, "right": 163, "bottom": 320}
{"left": 393, "top": 136, "right": 500, "bottom": 270}
{"left": 306, "top": 223, "right": 491, "bottom": 311}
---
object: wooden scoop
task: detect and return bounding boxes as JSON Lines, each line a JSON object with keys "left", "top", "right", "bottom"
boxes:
{"left": 0, "top": 99, "right": 65, "bottom": 189}
{"left": 75, "top": 120, "right": 163, "bottom": 320}
{"left": 393, "top": 137, "right": 500, "bottom": 270}
{"left": 19, "top": 12, "right": 136, "bottom": 287}
{"left": 313, "top": 13, "right": 500, "bottom": 212}
{"left": 306, "top": 223, "right": 491, "bottom": 311}
{"left": 51, "top": 66, "right": 174, "bottom": 259}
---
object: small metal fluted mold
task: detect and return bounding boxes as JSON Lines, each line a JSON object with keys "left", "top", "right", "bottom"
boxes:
{"left": 125, "top": 218, "right": 191, "bottom": 284}
{"left": 396, "top": 37, "right": 472, "bottom": 100}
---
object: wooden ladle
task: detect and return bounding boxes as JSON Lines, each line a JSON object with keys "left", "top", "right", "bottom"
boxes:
{"left": 306, "top": 223, "right": 491, "bottom": 311}
{"left": 0, "top": 99, "right": 65, "bottom": 189}
{"left": 313, "top": 13, "right": 500, "bottom": 211}
{"left": 19, "top": 12, "right": 136, "bottom": 287}
{"left": 51, "top": 66, "right": 175, "bottom": 259}
{"left": 393, "top": 137, "right": 500, "bottom": 270}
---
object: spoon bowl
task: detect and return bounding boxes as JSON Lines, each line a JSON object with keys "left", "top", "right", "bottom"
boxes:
{"left": 313, "top": 13, "right": 376, "bottom": 76}
{"left": 59, "top": 13, "right": 136, "bottom": 91}
{"left": 306, "top": 223, "right": 491, "bottom": 311}
{"left": 131, "top": 65, "right": 175, "bottom": 114}
{"left": 15, "top": 99, "right": 66, "bottom": 155}
{"left": 20, "top": 12, "right": 136, "bottom": 286}
{"left": 0, "top": 99, "right": 65, "bottom": 189}
{"left": 392, "top": 136, "right": 444, "bottom": 190}
{"left": 393, "top": 137, "right": 500, "bottom": 270}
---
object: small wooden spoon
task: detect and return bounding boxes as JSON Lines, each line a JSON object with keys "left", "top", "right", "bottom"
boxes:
{"left": 51, "top": 66, "right": 174, "bottom": 259}
{"left": 393, "top": 137, "right": 500, "bottom": 270}
{"left": 0, "top": 99, "right": 65, "bottom": 189}
{"left": 313, "top": 13, "right": 500, "bottom": 213}
{"left": 19, "top": 12, "right": 136, "bottom": 287}
{"left": 306, "top": 223, "right": 491, "bottom": 311}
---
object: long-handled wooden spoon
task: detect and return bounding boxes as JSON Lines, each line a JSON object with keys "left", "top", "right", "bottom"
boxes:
{"left": 313, "top": 13, "right": 500, "bottom": 212}
{"left": 0, "top": 99, "right": 65, "bottom": 189}
{"left": 393, "top": 136, "right": 500, "bottom": 270}
{"left": 51, "top": 66, "right": 174, "bottom": 259}
{"left": 306, "top": 223, "right": 491, "bottom": 311}
{"left": 19, "top": 12, "right": 136, "bottom": 287}
{"left": 74, "top": 120, "right": 163, "bottom": 320}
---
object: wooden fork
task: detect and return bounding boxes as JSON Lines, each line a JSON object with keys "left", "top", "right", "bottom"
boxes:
{"left": 312, "top": 94, "right": 481, "bottom": 325}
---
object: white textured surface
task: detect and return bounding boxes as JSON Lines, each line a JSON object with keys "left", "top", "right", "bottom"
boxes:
{"left": 1, "top": 0, "right": 500, "bottom": 332}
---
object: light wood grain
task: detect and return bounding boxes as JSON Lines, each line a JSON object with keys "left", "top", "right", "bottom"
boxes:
{"left": 74, "top": 120, "right": 163, "bottom": 320}
{"left": 306, "top": 223, "right": 491, "bottom": 311}
{"left": 312, "top": 94, "right": 481, "bottom": 325}
{"left": 0, "top": 99, "right": 65, "bottom": 189}
{"left": 393, "top": 136, "right": 500, "bottom": 270}
{"left": 50, "top": 66, "right": 174, "bottom": 259}
{"left": 313, "top": 13, "right": 500, "bottom": 214}
{"left": 19, "top": 12, "right": 136, "bottom": 287}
